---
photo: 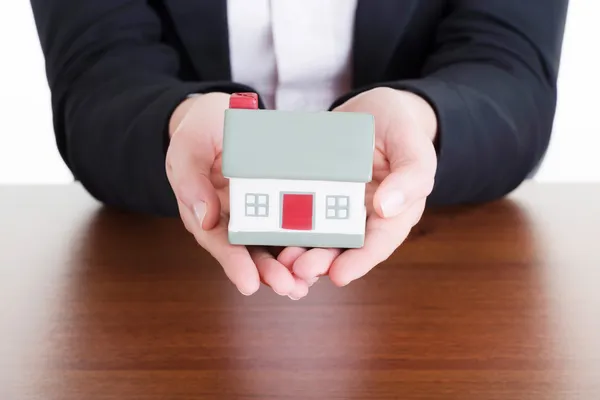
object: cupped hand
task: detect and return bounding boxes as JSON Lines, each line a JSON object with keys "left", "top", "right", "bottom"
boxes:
{"left": 291, "top": 87, "right": 439, "bottom": 286}
{"left": 165, "top": 93, "right": 311, "bottom": 299}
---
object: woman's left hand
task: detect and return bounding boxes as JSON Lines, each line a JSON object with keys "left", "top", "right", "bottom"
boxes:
{"left": 287, "top": 87, "right": 439, "bottom": 286}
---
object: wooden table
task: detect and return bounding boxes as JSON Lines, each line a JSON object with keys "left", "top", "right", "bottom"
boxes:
{"left": 1, "top": 183, "right": 600, "bottom": 400}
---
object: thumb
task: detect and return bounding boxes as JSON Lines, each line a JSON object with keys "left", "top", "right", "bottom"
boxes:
{"left": 171, "top": 157, "right": 221, "bottom": 231}
{"left": 166, "top": 124, "right": 222, "bottom": 232}
{"left": 166, "top": 93, "right": 231, "bottom": 231}
{"left": 373, "top": 163, "right": 434, "bottom": 219}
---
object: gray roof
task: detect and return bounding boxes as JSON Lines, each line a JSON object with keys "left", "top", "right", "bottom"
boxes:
{"left": 222, "top": 109, "right": 375, "bottom": 182}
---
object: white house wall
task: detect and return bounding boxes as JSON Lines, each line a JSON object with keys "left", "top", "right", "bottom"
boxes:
{"left": 229, "top": 178, "right": 366, "bottom": 234}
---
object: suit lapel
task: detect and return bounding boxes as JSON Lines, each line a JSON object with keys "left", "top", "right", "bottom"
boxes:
{"left": 352, "top": 0, "right": 418, "bottom": 86}
{"left": 164, "top": 0, "right": 231, "bottom": 81}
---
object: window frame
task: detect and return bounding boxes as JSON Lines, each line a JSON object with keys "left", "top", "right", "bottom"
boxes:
{"left": 245, "top": 193, "right": 269, "bottom": 217}
{"left": 325, "top": 195, "right": 350, "bottom": 220}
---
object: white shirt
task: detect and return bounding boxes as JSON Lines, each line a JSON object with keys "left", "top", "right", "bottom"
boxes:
{"left": 227, "top": 0, "right": 357, "bottom": 111}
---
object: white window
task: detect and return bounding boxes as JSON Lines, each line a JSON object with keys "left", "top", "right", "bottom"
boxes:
{"left": 245, "top": 193, "right": 269, "bottom": 217}
{"left": 326, "top": 195, "right": 350, "bottom": 219}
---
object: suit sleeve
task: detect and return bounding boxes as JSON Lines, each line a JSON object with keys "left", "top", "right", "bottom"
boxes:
{"left": 30, "top": 1, "right": 254, "bottom": 216}
{"left": 333, "top": 0, "right": 569, "bottom": 206}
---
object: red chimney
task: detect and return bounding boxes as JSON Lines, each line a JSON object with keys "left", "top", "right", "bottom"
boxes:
{"left": 229, "top": 92, "right": 259, "bottom": 109}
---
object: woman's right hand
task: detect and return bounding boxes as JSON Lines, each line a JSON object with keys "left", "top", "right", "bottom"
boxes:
{"left": 165, "top": 93, "right": 312, "bottom": 299}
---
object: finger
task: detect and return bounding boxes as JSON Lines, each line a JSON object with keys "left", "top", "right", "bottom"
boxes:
{"left": 249, "top": 248, "right": 296, "bottom": 296}
{"left": 328, "top": 202, "right": 424, "bottom": 287}
{"left": 194, "top": 217, "right": 261, "bottom": 296}
{"left": 277, "top": 247, "right": 308, "bottom": 269}
{"left": 292, "top": 248, "right": 342, "bottom": 281}
{"left": 288, "top": 277, "right": 310, "bottom": 301}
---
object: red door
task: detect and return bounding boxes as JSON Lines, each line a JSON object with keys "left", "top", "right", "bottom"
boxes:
{"left": 281, "top": 194, "right": 314, "bottom": 230}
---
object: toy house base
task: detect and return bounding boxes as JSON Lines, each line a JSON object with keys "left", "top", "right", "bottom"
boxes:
{"left": 226, "top": 177, "right": 368, "bottom": 250}
{"left": 228, "top": 231, "right": 365, "bottom": 249}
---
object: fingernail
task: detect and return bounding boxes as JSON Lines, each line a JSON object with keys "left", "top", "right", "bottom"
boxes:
{"left": 339, "top": 278, "right": 352, "bottom": 287}
{"left": 337, "top": 274, "right": 355, "bottom": 287}
{"left": 308, "top": 277, "right": 319, "bottom": 287}
{"left": 192, "top": 201, "right": 206, "bottom": 228}
{"left": 288, "top": 294, "right": 300, "bottom": 301}
{"left": 238, "top": 287, "right": 253, "bottom": 296}
{"left": 381, "top": 190, "right": 405, "bottom": 218}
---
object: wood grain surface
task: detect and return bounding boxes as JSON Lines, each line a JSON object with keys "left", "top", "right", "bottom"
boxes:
{"left": 1, "top": 183, "right": 599, "bottom": 400}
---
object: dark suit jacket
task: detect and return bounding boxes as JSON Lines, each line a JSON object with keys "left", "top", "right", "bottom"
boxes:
{"left": 30, "top": 0, "right": 568, "bottom": 216}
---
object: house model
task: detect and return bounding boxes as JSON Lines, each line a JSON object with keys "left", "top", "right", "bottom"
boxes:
{"left": 222, "top": 93, "right": 375, "bottom": 249}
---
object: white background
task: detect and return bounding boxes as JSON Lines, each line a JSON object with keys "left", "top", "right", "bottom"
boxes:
{"left": 0, "top": 1, "right": 598, "bottom": 184}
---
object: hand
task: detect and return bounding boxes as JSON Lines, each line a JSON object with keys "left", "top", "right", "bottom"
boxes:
{"left": 166, "top": 93, "right": 313, "bottom": 299}
{"left": 321, "top": 87, "right": 438, "bottom": 286}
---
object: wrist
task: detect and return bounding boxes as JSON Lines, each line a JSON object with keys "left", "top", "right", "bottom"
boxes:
{"left": 169, "top": 96, "right": 198, "bottom": 139}
{"left": 169, "top": 92, "right": 231, "bottom": 139}
{"left": 395, "top": 90, "right": 438, "bottom": 143}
